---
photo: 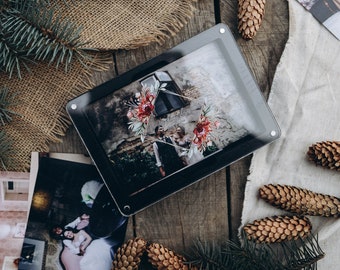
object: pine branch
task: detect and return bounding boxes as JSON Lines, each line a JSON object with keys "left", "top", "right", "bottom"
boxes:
{"left": 0, "top": 27, "right": 33, "bottom": 78}
{"left": 225, "top": 236, "right": 279, "bottom": 270}
{"left": 280, "top": 234, "right": 325, "bottom": 270}
{"left": 1, "top": 0, "right": 94, "bottom": 78}
{"left": 189, "top": 240, "right": 232, "bottom": 270}
{"left": 0, "top": 85, "right": 19, "bottom": 125}
{"left": 0, "top": 130, "right": 12, "bottom": 170}
{"left": 0, "top": 0, "right": 8, "bottom": 10}
{"left": 188, "top": 232, "right": 325, "bottom": 270}
{"left": 0, "top": 1, "right": 41, "bottom": 77}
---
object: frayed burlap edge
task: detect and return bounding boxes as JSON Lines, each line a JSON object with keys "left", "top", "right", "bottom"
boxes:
{"left": 116, "top": 0, "right": 198, "bottom": 50}
{"left": 57, "top": 0, "right": 198, "bottom": 50}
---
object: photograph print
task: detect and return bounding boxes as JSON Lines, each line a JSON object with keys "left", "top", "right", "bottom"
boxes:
{"left": 85, "top": 41, "right": 260, "bottom": 195}
{"left": 296, "top": 0, "right": 340, "bottom": 39}
{"left": 19, "top": 153, "right": 128, "bottom": 270}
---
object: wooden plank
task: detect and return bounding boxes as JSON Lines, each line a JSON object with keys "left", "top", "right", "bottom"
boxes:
{"left": 220, "top": 0, "right": 289, "bottom": 240}
{"left": 112, "top": 0, "right": 230, "bottom": 252}
{"left": 221, "top": 0, "right": 289, "bottom": 98}
{"left": 134, "top": 169, "right": 227, "bottom": 254}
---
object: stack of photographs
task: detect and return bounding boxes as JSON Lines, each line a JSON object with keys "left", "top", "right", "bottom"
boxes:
{"left": 18, "top": 153, "right": 128, "bottom": 270}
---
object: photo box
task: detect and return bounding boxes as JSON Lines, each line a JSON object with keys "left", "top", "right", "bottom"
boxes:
{"left": 67, "top": 23, "right": 281, "bottom": 216}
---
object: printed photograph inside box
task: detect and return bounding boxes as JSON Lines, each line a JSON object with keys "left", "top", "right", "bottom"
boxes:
{"left": 85, "top": 41, "right": 261, "bottom": 195}
{"left": 19, "top": 153, "right": 128, "bottom": 270}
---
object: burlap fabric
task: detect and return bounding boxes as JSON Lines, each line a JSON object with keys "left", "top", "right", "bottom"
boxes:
{"left": 2, "top": 0, "right": 197, "bottom": 171}
{"left": 1, "top": 59, "right": 101, "bottom": 170}
{"left": 57, "top": 0, "right": 197, "bottom": 50}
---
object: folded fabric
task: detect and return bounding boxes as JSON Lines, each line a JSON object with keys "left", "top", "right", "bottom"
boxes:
{"left": 241, "top": 0, "right": 340, "bottom": 268}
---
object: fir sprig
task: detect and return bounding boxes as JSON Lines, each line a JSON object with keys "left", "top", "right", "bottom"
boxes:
{"left": 281, "top": 234, "right": 325, "bottom": 270}
{"left": 0, "top": 85, "right": 17, "bottom": 170}
{"left": 0, "top": 23, "right": 33, "bottom": 78}
{"left": 0, "top": 130, "right": 11, "bottom": 170}
{"left": 188, "top": 240, "right": 232, "bottom": 270}
{"left": 0, "top": 0, "right": 93, "bottom": 78}
{"left": 0, "top": 85, "right": 18, "bottom": 125}
{"left": 188, "top": 232, "right": 325, "bottom": 270}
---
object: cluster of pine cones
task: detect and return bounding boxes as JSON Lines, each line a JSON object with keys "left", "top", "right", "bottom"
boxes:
{"left": 112, "top": 238, "right": 196, "bottom": 270}
{"left": 112, "top": 141, "right": 340, "bottom": 267}
{"left": 243, "top": 141, "right": 340, "bottom": 244}
{"left": 244, "top": 183, "right": 340, "bottom": 243}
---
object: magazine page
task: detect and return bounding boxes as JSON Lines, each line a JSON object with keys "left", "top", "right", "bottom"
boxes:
{"left": 18, "top": 153, "right": 128, "bottom": 270}
{"left": 0, "top": 167, "right": 35, "bottom": 270}
{"left": 297, "top": 0, "right": 340, "bottom": 40}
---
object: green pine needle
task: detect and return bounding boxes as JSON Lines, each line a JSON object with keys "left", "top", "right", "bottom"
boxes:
{"left": 0, "top": 26, "right": 33, "bottom": 78}
{"left": 0, "top": 0, "right": 93, "bottom": 78}
{"left": 188, "top": 232, "right": 325, "bottom": 270}
{"left": 0, "top": 85, "right": 17, "bottom": 170}
{"left": 0, "top": 85, "right": 19, "bottom": 125}
{"left": 0, "top": 130, "right": 12, "bottom": 170}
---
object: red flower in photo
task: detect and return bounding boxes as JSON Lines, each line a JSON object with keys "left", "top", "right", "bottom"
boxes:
{"left": 193, "top": 118, "right": 210, "bottom": 138}
{"left": 136, "top": 91, "right": 155, "bottom": 122}
{"left": 127, "top": 85, "right": 157, "bottom": 141}
{"left": 192, "top": 105, "right": 220, "bottom": 152}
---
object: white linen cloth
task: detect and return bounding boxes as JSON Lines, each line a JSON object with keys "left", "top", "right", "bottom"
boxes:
{"left": 241, "top": 0, "right": 340, "bottom": 268}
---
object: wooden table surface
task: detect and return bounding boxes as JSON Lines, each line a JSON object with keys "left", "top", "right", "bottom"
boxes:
{"left": 50, "top": 0, "right": 289, "bottom": 254}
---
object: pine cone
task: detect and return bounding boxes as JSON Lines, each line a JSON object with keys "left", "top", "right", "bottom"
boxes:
{"left": 238, "top": 0, "right": 266, "bottom": 39}
{"left": 307, "top": 141, "right": 340, "bottom": 171}
{"left": 243, "top": 215, "right": 312, "bottom": 243}
{"left": 147, "top": 242, "right": 190, "bottom": 270}
{"left": 259, "top": 184, "right": 340, "bottom": 217}
{"left": 112, "top": 238, "right": 147, "bottom": 270}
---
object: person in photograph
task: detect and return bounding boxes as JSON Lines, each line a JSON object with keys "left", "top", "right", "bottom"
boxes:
{"left": 51, "top": 212, "right": 126, "bottom": 270}
{"left": 153, "top": 125, "right": 185, "bottom": 177}
{"left": 50, "top": 213, "right": 91, "bottom": 240}
{"left": 55, "top": 228, "right": 92, "bottom": 270}
{"left": 62, "top": 228, "right": 92, "bottom": 256}
{"left": 173, "top": 125, "right": 204, "bottom": 166}
{"left": 173, "top": 126, "right": 191, "bottom": 165}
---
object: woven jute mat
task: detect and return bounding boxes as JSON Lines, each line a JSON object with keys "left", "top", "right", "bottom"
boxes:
{"left": 58, "top": 0, "right": 197, "bottom": 50}
{"left": 2, "top": 0, "right": 197, "bottom": 171}
{"left": 2, "top": 58, "right": 104, "bottom": 171}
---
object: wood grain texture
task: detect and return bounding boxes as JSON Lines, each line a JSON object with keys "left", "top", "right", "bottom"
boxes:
{"left": 220, "top": 0, "right": 289, "bottom": 240}
{"left": 221, "top": 0, "right": 289, "bottom": 98}
{"left": 134, "top": 169, "right": 228, "bottom": 254}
